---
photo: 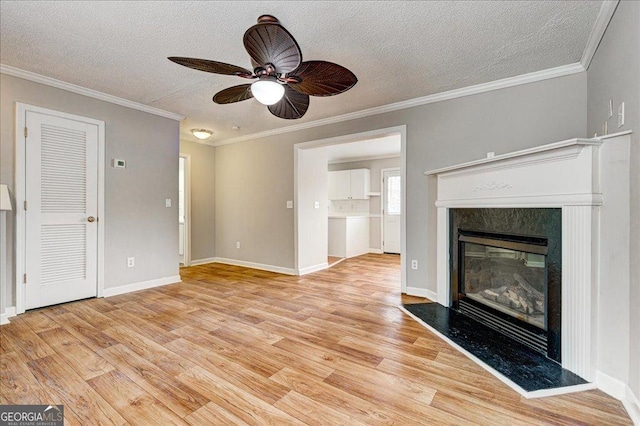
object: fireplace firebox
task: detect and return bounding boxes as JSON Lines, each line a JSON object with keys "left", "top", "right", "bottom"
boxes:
{"left": 450, "top": 208, "right": 561, "bottom": 362}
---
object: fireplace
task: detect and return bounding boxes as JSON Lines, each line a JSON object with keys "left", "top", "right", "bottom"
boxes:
{"left": 426, "top": 136, "right": 632, "bottom": 384}
{"left": 450, "top": 208, "right": 561, "bottom": 362}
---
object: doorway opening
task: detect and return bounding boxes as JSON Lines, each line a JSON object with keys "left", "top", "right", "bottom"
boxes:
{"left": 179, "top": 154, "right": 191, "bottom": 267}
{"left": 294, "top": 125, "right": 407, "bottom": 292}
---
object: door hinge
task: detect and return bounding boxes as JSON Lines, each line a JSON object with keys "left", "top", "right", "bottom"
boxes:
{"left": 24, "top": 200, "right": 27, "bottom": 211}
{"left": 23, "top": 273, "right": 27, "bottom": 284}
{"left": 24, "top": 127, "right": 28, "bottom": 138}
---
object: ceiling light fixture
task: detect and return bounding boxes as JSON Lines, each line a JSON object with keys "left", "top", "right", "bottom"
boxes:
{"left": 250, "top": 76, "right": 285, "bottom": 106}
{"left": 191, "top": 129, "right": 213, "bottom": 140}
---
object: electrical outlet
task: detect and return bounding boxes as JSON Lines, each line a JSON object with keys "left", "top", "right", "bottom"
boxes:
{"left": 165, "top": 198, "right": 172, "bottom": 208}
{"left": 411, "top": 260, "right": 418, "bottom": 270}
{"left": 286, "top": 200, "right": 293, "bottom": 209}
{"left": 236, "top": 241, "right": 240, "bottom": 249}
{"left": 314, "top": 201, "right": 320, "bottom": 209}
{"left": 127, "top": 257, "right": 135, "bottom": 268}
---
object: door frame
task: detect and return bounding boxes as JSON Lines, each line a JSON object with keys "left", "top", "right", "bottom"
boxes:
{"left": 381, "top": 167, "right": 401, "bottom": 254}
{"left": 293, "top": 125, "right": 407, "bottom": 293}
{"left": 15, "top": 103, "right": 105, "bottom": 314}
{"left": 179, "top": 153, "right": 192, "bottom": 267}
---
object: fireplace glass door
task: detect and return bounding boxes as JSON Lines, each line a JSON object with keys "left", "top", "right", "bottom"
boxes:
{"left": 460, "top": 235, "right": 547, "bottom": 330}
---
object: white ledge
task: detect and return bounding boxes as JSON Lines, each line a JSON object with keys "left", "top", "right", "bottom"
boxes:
{"left": 424, "top": 138, "right": 601, "bottom": 176}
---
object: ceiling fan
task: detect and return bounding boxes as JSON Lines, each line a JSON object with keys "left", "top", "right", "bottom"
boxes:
{"left": 168, "top": 15, "right": 357, "bottom": 120}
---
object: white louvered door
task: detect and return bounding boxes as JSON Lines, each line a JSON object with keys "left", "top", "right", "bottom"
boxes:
{"left": 25, "top": 111, "right": 98, "bottom": 309}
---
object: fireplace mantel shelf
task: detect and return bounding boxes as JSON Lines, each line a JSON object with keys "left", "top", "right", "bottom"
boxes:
{"left": 424, "top": 137, "right": 599, "bottom": 176}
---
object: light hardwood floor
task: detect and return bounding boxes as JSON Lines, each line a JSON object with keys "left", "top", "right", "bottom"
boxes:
{"left": 0, "top": 254, "right": 632, "bottom": 425}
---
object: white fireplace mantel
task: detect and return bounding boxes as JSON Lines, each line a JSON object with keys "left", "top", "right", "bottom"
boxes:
{"left": 424, "top": 133, "right": 632, "bottom": 385}
{"left": 426, "top": 138, "right": 603, "bottom": 208}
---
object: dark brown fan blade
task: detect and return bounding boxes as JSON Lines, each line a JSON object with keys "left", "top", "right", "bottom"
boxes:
{"left": 168, "top": 57, "right": 253, "bottom": 78}
{"left": 288, "top": 61, "right": 357, "bottom": 96}
{"left": 268, "top": 85, "right": 309, "bottom": 119}
{"left": 243, "top": 23, "right": 301, "bottom": 73}
{"left": 213, "top": 84, "right": 253, "bottom": 104}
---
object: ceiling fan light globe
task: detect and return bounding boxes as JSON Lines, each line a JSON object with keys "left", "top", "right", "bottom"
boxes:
{"left": 191, "top": 129, "right": 213, "bottom": 140}
{"left": 251, "top": 79, "right": 285, "bottom": 105}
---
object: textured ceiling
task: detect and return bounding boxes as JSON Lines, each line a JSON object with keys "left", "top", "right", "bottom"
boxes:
{"left": 0, "top": 1, "right": 602, "bottom": 144}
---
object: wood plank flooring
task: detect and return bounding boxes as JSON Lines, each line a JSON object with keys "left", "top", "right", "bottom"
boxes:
{"left": 0, "top": 254, "right": 632, "bottom": 425}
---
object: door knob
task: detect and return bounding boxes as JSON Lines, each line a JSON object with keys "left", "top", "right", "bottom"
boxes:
{"left": 87, "top": 216, "right": 96, "bottom": 223}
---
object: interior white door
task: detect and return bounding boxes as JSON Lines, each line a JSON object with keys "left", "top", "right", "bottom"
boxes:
{"left": 383, "top": 169, "right": 401, "bottom": 254}
{"left": 25, "top": 111, "right": 98, "bottom": 309}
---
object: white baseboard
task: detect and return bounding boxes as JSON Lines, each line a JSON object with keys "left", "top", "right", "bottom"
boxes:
{"left": 213, "top": 257, "right": 297, "bottom": 276}
{"left": 0, "top": 306, "right": 16, "bottom": 325}
{"left": 405, "top": 286, "right": 438, "bottom": 302}
{"left": 189, "top": 257, "right": 217, "bottom": 266}
{"left": 597, "top": 373, "right": 640, "bottom": 425}
{"left": 596, "top": 370, "right": 627, "bottom": 400}
{"left": 104, "top": 275, "right": 181, "bottom": 298}
{"left": 368, "top": 248, "right": 383, "bottom": 254}
{"left": 425, "top": 290, "right": 438, "bottom": 302}
{"left": 398, "top": 305, "right": 597, "bottom": 399}
{"left": 298, "top": 262, "right": 329, "bottom": 276}
{"left": 406, "top": 286, "right": 428, "bottom": 298}
{"left": 623, "top": 386, "right": 640, "bottom": 425}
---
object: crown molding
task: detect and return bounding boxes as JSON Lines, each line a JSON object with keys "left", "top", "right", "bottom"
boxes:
{"left": 0, "top": 64, "right": 185, "bottom": 121}
{"left": 215, "top": 62, "right": 585, "bottom": 146}
{"left": 580, "top": 1, "right": 619, "bottom": 70}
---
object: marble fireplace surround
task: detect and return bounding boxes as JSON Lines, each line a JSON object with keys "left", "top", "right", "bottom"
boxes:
{"left": 424, "top": 133, "right": 632, "bottom": 392}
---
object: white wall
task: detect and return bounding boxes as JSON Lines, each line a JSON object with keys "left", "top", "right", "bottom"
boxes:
{"left": 214, "top": 73, "right": 586, "bottom": 276}
{"left": 0, "top": 73, "right": 180, "bottom": 312}
{"left": 329, "top": 157, "right": 401, "bottom": 250}
{"left": 296, "top": 148, "right": 329, "bottom": 272}
{"left": 586, "top": 0, "right": 640, "bottom": 399}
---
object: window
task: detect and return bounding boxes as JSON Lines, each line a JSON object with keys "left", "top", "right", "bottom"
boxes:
{"left": 386, "top": 175, "right": 401, "bottom": 214}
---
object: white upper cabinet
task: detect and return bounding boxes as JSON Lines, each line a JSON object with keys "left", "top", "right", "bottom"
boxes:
{"left": 328, "top": 170, "right": 351, "bottom": 200}
{"left": 328, "top": 169, "right": 370, "bottom": 200}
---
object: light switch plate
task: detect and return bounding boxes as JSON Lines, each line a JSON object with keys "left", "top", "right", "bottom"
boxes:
{"left": 286, "top": 200, "right": 293, "bottom": 209}
{"left": 165, "top": 198, "right": 171, "bottom": 207}
{"left": 314, "top": 201, "right": 320, "bottom": 209}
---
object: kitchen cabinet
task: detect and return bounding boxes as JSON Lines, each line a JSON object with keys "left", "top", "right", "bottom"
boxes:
{"left": 328, "top": 169, "right": 370, "bottom": 200}
{"left": 328, "top": 216, "right": 370, "bottom": 258}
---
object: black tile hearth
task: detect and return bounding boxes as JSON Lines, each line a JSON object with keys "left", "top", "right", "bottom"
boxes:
{"left": 403, "top": 303, "right": 587, "bottom": 392}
